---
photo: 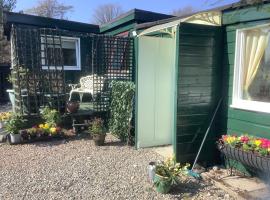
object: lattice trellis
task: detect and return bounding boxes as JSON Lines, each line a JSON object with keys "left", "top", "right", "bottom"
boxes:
{"left": 11, "top": 25, "right": 134, "bottom": 115}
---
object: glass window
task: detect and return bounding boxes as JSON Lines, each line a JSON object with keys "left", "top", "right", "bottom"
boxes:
{"left": 232, "top": 24, "right": 270, "bottom": 112}
{"left": 41, "top": 36, "right": 81, "bottom": 70}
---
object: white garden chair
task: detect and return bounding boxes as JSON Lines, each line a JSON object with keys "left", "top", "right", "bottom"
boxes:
{"left": 68, "top": 75, "right": 104, "bottom": 102}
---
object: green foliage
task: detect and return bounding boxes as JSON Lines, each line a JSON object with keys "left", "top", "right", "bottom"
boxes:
{"left": 154, "top": 156, "right": 190, "bottom": 186}
{"left": 109, "top": 81, "right": 135, "bottom": 142}
{"left": 40, "top": 106, "right": 61, "bottom": 126}
{"left": 4, "top": 113, "right": 25, "bottom": 134}
{"left": 89, "top": 118, "right": 105, "bottom": 135}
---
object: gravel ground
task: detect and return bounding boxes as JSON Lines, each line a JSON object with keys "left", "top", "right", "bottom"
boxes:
{"left": 0, "top": 134, "right": 234, "bottom": 200}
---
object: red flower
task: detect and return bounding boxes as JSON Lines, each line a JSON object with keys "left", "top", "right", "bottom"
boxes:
{"left": 240, "top": 136, "right": 249, "bottom": 143}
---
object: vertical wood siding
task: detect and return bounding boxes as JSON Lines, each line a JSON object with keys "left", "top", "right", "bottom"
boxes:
{"left": 223, "top": 17, "right": 270, "bottom": 139}
{"left": 176, "top": 23, "right": 223, "bottom": 163}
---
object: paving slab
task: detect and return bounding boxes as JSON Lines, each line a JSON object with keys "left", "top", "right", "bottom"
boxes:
{"left": 201, "top": 168, "right": 270, "bottom": 200}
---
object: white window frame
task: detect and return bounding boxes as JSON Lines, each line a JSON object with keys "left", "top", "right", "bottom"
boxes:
{"left": 41, "top": 36, "right": 81, "bottom": 71}
{"left": 231, "top": 24, "right": 270, "bottom": 113}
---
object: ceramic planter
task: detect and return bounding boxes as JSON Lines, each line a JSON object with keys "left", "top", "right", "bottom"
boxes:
{"left": 218, "top": 144, "right": 270, "bottom": 172}
{"left": 9, "top": 133, "right": 22, "bottom": 144}
{"left": 92, "top": 134, "right": 106, "bottom": 146}
{"left": 154, "top": 174, "right": 172, "bottom": 194}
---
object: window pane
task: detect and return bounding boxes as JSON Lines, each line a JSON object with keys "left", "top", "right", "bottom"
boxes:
{"left": 243, "top": 32, "right": 270, "bottom": 102}
{"left": 46, "top": 48, "right": 62, "bottom": 66}
{"left": 63, "top": 48, "right": 77, "bottom": 66}
{"left": 42, "top": 37, "right": 79, "bottom": 69}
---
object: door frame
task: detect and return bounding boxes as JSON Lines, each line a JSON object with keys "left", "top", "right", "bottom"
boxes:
{"left": 135, "top": 27, "right": 180, "bottom": 151}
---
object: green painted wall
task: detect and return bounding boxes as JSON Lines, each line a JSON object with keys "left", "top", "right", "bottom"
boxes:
{"left": 222, "top": 5, "right": 270, "bottom": 139}
{"left": 176, "top": 23, "right": 223, "bottom": 164}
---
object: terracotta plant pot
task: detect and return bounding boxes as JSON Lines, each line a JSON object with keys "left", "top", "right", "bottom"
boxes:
{"left": 67, "top": 101, "right": 80, "bottom": 113}
{"left": 92, "top": 134, "right": 106, "bottom": 146}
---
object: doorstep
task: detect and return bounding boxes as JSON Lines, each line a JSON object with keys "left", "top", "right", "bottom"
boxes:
{"left": 201, "top": 168, "right": 270, "bottom": 200}
{"left": 151, "top": 145, "right": 173, "bottom": 158}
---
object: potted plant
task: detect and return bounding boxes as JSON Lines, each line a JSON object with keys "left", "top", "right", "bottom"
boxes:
{"left": 154, "top": 157, "right": 189, "bottom": 194}
{"left": 66, "top": 101, "right": 80, "bottom": 113}
{"left": 5, "top": 113, "right": 25, "bottom": 144}
{"left": 40, "top": 107, "right": 62, "bottom": 127}
{"left": 89, "top": 118, "right": 106, "bottom": 146}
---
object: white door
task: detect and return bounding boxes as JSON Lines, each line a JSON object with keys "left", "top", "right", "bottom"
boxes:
{"left": 136, "top": 36, "right": 176, "bottom": 148}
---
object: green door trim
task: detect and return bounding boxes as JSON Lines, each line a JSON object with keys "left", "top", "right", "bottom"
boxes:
{"left": 173, "top": 25, "right": 180, "bottom": 156}
{"left": 134, "top": 36, "right": 139, "bottom": 149}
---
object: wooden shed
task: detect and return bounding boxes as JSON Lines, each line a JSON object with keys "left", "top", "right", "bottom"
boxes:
{"left": 135, "top": 11, "right": 224, "bottom": 163}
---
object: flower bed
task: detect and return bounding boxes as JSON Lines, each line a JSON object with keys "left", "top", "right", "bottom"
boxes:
{"left": 217, "top": 134, "right": 270, "bottom": 172}
{"left": 0, "top": 112, "right": 12, "bottom": 129}
{"left": 19, "top": 123, "right": 63, "bottom": 142}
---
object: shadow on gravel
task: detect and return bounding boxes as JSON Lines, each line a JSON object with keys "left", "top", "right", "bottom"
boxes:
{"left": 29, "top": 132, "right": 92, "bottom": 147}
{"left": 104, "top": 140, "right": 126, "bottom": 147}
{"left": 169, "top": 180, "right": 205, "bottom": 198}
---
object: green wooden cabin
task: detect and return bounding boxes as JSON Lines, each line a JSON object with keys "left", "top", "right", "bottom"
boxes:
{"left": 222, "top": 2, "right": 270, "bottom": 140}
{"left": 135, "top": 11, "right": 224, "bottom": 164}
{"left": 99, "top": 9, "right": 174, "bottom": 36}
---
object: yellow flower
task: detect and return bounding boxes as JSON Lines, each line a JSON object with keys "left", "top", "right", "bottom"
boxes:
{"left": 44, "top": 123, "right": 49, "bottom": 129}
{"left": 39, "top": 124, "right": 44, "bottom": 128}
{"left": 255, "top": 140, "right": 262, "bottom": 147}
{"left": 50, "top": 127, "right": 56, "bottom": 134}
{"left": 227, "top": 136, "right": 236, "bottom": 144}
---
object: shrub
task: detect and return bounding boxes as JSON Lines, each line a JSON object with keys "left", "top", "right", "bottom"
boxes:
{"left": 40, "top": 107, "right": 61, "bottom": 126}
{"left": 4, "top": 113, "right": 25, "bottom": 134}
{"left": 109, "top": 81, "right": 135, "bottom": 142}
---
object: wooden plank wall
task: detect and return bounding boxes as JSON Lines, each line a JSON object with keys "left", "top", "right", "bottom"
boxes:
{"left": 176, "top": 23, "right": 223, "bottom": 164}
{"left": 222, "top": 8, "right": 270, "bottom": 139}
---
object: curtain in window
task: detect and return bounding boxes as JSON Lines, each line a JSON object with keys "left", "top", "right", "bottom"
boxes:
{"left": 243, "top": 29, "right": 269, "bottom": 99}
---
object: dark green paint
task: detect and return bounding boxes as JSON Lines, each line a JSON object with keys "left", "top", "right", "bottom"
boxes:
{"left": 223, "top": 4, "right": 270, "bottom": 25}
{"left": 176, "top": 23, "right": 223, "bottom": 164}
{"left": 221, "top": 4, "right": 270, "bottom": 174}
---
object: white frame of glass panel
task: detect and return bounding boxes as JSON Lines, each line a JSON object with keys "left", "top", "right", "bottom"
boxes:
{"left": 231, "top": 24, "right": 270, "bottom": 113}
{"left": 41, "top": 36, "right": 81, "bottom": 70}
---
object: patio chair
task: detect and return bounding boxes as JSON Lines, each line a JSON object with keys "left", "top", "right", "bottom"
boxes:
{"left": 68, "top": 75, "right": 104, "bottom": 102}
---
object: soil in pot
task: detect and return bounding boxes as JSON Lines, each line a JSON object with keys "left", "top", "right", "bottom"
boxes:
{"left": 93, "top": 134, "right": 106, "bottom": 146}
{"left": 154, "top": 174, "right": 172, "bottom": 194}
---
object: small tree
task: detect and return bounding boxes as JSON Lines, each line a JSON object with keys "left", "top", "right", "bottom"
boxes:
{"left": 93, "top": 3, "right": 123, "bottom": 25}
{"left": 25, "top": 0, "right": 73, "bottom": 19}
{"left": 0, "top": 0, "right": 16, "bottom": 12}
{"left": 0, "top": 0, "right": 15, "bottom": 64}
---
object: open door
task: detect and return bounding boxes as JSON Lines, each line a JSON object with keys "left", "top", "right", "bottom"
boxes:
{"left": 136, "top": 36, "right": 176, "bottom": 148}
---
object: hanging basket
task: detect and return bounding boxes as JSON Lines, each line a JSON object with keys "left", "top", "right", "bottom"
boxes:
{"left": 218, "top": 144, "right": 270, "bottom": 173}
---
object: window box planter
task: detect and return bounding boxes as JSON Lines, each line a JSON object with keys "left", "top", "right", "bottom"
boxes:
{"left": 217, "top": 144, "right": 270, "bottom": 173}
